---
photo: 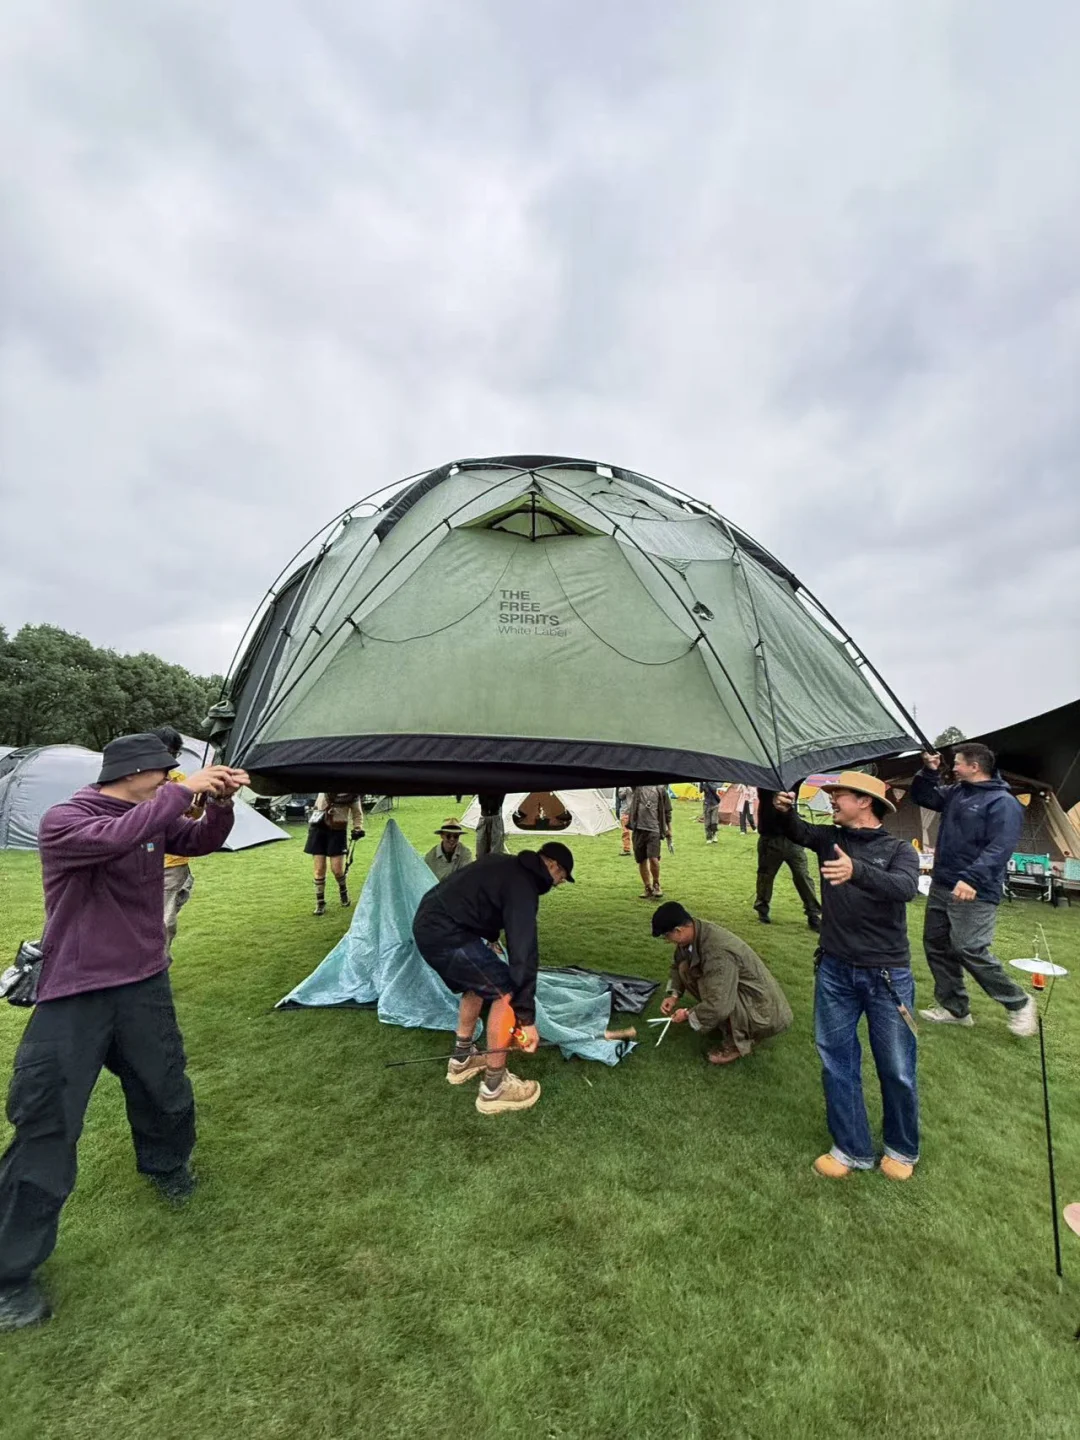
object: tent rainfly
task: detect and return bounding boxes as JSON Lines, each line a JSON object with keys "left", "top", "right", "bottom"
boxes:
{"left": 0, "top": 743, "right": 290, "bottom": 852}
{"left": 460, "top": 789, "right": 618, "bottom": 837}
{"left": 214, "top": 455, "right": 920, "bottom": 794}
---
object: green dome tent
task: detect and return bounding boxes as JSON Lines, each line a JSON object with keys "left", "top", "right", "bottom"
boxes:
{"left": 216, "top": 456, "right": 920, "bottom": 793}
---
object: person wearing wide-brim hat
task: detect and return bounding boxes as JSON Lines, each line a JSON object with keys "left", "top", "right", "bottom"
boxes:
{"left": 652, "top": 901, "right": 793, "bottom": 1064}
{"left": 772, "top": 772, "right": 921, "bottom": 1183}
{"left": 424, "top": 817, "right": 473, "bottom": 883}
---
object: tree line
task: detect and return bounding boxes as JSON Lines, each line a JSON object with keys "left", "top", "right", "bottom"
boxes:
{"left": 0, "top": 625, "right": 222, "bottom": 752}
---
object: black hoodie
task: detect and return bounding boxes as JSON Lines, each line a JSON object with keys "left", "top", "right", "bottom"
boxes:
{"left": 412, "top": 851, "right": 554, "bottom": 1024}
{"left": 778, "top": 809, "right": 919, "bottom": 967}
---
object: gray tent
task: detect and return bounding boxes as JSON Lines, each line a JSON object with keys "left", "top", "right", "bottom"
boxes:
{"left": 0, "top": 743, "right": 290, "bottom": 852}
{"left": 215, "top": 455, "right": 919, "bottom": 793}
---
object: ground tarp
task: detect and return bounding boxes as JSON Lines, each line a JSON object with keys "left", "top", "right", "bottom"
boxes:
{"left": 277, "top": 819, "right": 645, "bottom": 1064}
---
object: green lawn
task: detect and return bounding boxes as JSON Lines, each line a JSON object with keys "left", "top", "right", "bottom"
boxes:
{"left": 2, "top": 797, "right": 1079, "bottom": 1439}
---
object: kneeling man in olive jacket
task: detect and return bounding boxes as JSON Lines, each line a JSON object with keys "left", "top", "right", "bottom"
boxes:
{"left": 653, "top": 901, "right": 793, "bottom": 1065}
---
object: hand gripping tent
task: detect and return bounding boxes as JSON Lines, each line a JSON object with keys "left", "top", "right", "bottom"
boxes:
{"left": 215, "top": 456, "right": 920, "bottom": 793}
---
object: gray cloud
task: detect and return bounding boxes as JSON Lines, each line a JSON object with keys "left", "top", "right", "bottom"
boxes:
{"left": 1, "top": 0, "right": 1078, "bottom": 741}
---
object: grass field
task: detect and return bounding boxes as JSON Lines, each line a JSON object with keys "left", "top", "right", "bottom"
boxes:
{"left": 2, "top": 796, "right": 1079, "bottom": 1439}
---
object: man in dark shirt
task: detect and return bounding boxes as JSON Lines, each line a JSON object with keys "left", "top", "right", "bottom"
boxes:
{"left": 755, "top": 788, "right": 822, "bottom": 930}
{"left": 912, "top": 745, "right": 1035, "bottom": 1036}
{"left": 774, "top": 774, "right": 920, "bottom": 1181}
{"left": 0, "top": 734, "right": 247, "bottom": 1333}
{"left": 412, "top": 840, "right": 574, "bottom": 1115}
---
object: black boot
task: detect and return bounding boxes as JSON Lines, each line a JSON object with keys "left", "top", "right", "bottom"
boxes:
{"left": 807, "top": 915, "right": 821, "bottom": 932}
{"left": 313, "top": 881, "right": 326, "bottom": 916}
{"left": 149, "top": 1164, "right": 198, "bottom": 1207}
{"left": 0, "top": 1279, "right": 52, "bottom": 1333}
{"left": 756, "top": 911, "right": 771, "bottom": 924}
{"left": 339, "top": 884, "right": 350, "bottom": 908}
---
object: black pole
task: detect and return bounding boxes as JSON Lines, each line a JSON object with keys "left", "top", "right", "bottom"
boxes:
{"left": 1038, "top": 1013, "right": 1063, "bottom": 1280}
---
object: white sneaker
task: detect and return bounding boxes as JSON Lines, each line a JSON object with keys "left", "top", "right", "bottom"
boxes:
{"left": 919, "top": 1006, "right": 975, "bottom": 1027}
{"left": 1007, "top": 996, "right": 1038, "bottom": 1037}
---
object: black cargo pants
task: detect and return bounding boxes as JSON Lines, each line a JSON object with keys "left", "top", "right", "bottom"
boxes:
{"left": 0, "top": 971, "right": 195, "bottom": 1287}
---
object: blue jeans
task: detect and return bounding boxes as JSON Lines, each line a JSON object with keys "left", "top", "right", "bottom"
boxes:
{"left": 814, "top": 955, "right": 919, "bottom": 1168}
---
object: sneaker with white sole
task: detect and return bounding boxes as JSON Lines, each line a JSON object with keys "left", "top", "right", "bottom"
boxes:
{"left": 1006, "top": 996, "right": 1038, "bottom": 1037}
{"left": 475, "top": 1070, "right": 541, "bottom": 1115}
{"left": 919, "top": 1006, "right": 974, "bottom": 1026}
{"left": 446, "top": 1050, "right": 488, "bottom": 1085}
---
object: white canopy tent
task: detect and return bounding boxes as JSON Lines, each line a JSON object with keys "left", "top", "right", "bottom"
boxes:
{"left": 461, "top": 789, "right": 618, "bottom": 838}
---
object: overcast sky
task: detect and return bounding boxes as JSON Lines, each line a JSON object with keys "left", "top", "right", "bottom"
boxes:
{"left": 2, "top": 1, "right": 1078, "bottom": 739}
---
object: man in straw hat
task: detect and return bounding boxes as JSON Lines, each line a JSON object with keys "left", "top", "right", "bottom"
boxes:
{"left": 652, "top": 901, "right": 793, "bottom": 1064}
{"left": 773, "top": 773, "right": 920, "bottom": 1181}
{"left": 424, "top": 817, "right": 473, "bottom": 882}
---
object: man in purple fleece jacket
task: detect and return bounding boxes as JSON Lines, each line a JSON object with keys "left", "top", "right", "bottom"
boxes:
{"left": 0, "top": 732, "right": 248, "bottom": 1333}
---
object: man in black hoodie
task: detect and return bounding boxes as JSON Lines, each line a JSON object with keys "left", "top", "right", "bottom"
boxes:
{"left": 774, "top": 774, "right": 920, "bottom": 1181}
{"left": 412, "top": 841, "right": 574, "bottom": 1115}
{"left": 912, "top": 744, "right": 1035, "bottom": 1036}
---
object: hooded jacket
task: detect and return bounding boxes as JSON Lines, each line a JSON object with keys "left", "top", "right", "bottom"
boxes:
{"left": 411, "top": 851, "right": 554, "bottom": 1024}
{"left": 910, "top": 768, "right": 1023, "bottom": 904}
{"left": 777, "top": 809, "right": 919, "bottom": 966}
{"left": 36, "top": 783, "right": 236, "bottom": 1001}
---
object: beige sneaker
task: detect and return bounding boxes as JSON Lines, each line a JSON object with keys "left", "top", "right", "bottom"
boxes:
{"left": 446, "top": 1050, "right": 488, "bottom": 1085}
{"left": 919, "top": 1006, "right": 974, "bottom": 1026}
{"left": 1006, "top": 996, "right": 1038, "bottom": 1038}
{"left": 475, "top": 1070, "right": 541, "bottom": 1115}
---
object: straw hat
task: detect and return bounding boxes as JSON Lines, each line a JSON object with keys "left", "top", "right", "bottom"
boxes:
{"left": 819, "top": 771, "right": 895, "bottom": 813}
{"left": 435, "top": 817, "right": 466, "bottom": 834}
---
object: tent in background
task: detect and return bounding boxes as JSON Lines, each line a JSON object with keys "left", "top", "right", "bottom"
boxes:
{"left": 278, "top": 820, "right": 642, "bottom": 1065}
{"left": 460, "top": 789, "right": 618, "bottom": 838}
{"left": 216, "top": 455, "right": 918, "bottom": 795}
{"left": 0, "top": 743, "right": 290, "bottom": 852}
{"left": 878, "top": 750, "right": 1080, "bottom": 861}
{"left": 671, "top": 784, "right": 700, "bottom": 802}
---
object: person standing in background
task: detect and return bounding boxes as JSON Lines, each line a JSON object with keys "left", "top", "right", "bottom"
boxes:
{"left": 754, "top": 788, "right": 821, "bottom": 931}
{"left": 702, "top": 781, "right": 721, "bottom": 844}
{"left": 305, "top": 793, "right": 364, "bottom": 914}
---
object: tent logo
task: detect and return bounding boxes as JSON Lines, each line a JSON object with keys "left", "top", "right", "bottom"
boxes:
{"left": 497, "top": 589, "right": 568, "bottom": 639}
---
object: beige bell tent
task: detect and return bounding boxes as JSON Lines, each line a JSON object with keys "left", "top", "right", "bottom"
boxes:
{"left": 461, "top": 789, "right": 618, "bottom": 838}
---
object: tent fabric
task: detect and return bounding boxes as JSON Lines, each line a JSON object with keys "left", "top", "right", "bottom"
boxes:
{"left": 460, "top": 789, "right": 618, "bottom": 837}
{"left": 960, "top": 698, "right": 1080, "bottom": 813}
{"left": 277, "top": 820, "right": 639, "bottom": 1065}
{"left": 220, "top": 456, "right": 916, "bottom": 793}
{"left": 0, "top": 743, "right": 289, "bottom": 852}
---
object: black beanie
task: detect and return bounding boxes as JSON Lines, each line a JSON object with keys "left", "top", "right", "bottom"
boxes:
{"left": 651, "top": 901, "right": 693, "bottom": 937}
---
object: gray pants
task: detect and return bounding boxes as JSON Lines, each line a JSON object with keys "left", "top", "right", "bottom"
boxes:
{"left": 922, "top": 883, "right": 1027, "bottom": 1018}
{"left": 163, "top": 865, "right": 194, "bottom": 955}
{"left": 475, "top": 814, "right": 506, "bottom": 858}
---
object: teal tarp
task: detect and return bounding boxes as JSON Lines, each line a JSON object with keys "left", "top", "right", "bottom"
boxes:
{"left": 278, "top": 820, "right": 635, "bottom": 1065}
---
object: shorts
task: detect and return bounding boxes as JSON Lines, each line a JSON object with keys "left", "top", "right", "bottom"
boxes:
{"left": 304, "top": 825, "right": 349, "bottom": 857}
{"left": 632, "top": 830, "right": 662, "bottom": 863}
{"left": 415, "top": 935, "right": 513, "bottom": 1002}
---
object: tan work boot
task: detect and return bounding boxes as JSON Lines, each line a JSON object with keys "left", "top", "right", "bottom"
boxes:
{"left": 813, "top": 1153, "right": 852, "bottom": 1179}
{"left": 879, "top": 1156, "right": 915, "bottom": 1181}
{"left": 475, "top": 1070, "right": 541, "bottom": 1115}
{"left": 446, "top": 1050, "right": 487, "bottom": 1085}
